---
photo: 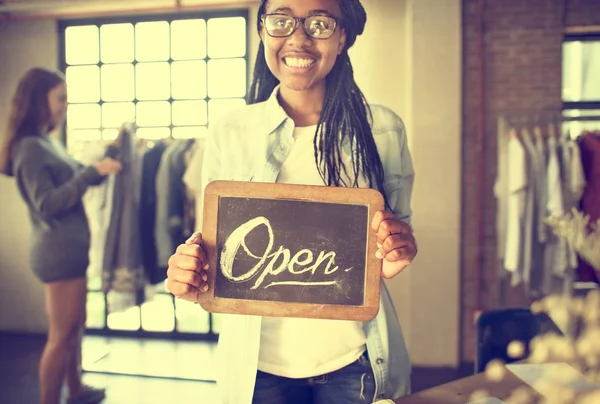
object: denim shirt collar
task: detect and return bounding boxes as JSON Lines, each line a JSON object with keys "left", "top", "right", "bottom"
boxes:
{"left": 263, "top": 84, "right": 292, "bottom": 136}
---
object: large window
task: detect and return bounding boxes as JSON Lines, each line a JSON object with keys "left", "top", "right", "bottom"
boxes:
{"left": 58, "top": 10, "right": 248, "bottom": 339}
{"left": 61, "top": 10, "right": 248, "bottom": 147}
{"left": 562, "top": 33, "right": 600, "bottom": 133}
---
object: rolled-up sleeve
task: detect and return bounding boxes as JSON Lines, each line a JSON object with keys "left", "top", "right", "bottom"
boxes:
{"left": 374, "top": 108, "right": 414, "bottom": 225}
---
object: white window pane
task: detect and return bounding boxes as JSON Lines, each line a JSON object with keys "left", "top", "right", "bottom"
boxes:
{"left": 107, "top": 304, "right": 140, "bottom": 330}
{"left": 137, "top": 127, "right": 170, "bottom": 140}
{"left": 171, "top": 60, "right": 207, "bottom": 99}
{"left": 562, "top": 40, "right": 600, "bottom": 102}
{"left": 100, "top": 23, "right": 134, "bottom": 63}
{"left": 175, "top": 299, "right": 210, "bottom": 333}
{"left": 87, "top": 274, "right": 102, "bottom": 291}
{"left": 136, "top": 62, "right": 170, "bottom": 100}
{"left": 137, "top": 101, "right": 171, "bottom": 126}
{"left": 172, "top": 126, "right": 208, "bottom": 140}
{"left": 102, "top": 128, "right": 119, "bottom": 140}
{"left": 102, "top": 102, "right": 135, "bottom": 128}
{"left": 68, "top": 129, "right": 101, "bottom": 142}
{"left": 171, "top": 19, "right": 207, "bottom": 60}
{"left": 172, "top": 100, "right": 207, "bottom": 126}
{"left": 208, "top": 98, "right": 246, "bottom": 124}
{"left": 66, "top": 66, "right": 100, "bottom": 103}
{"left": 65, "top": 25, "right": 99, "bottom": 65}
{"left": 67, "top": 104, "right": 101, "bottom": 129}
{"left": 101, "top": 64, "right": 134, "bottom": 101}
{"left": 141, "top": 294, "right": 175, "bottom": 332}
{"left": 562, "top": 109, "right": 600, "bottom": 136}
{"left": 136, "top": 21, "right": 170, "bottom": 62}
{"left": 86, "top": 292, "right": 105, "bottom": 329}
{"left": 212, "top": 313, "right": 224, "bottom": 334}
{"left": 207, "top": 17, "right": 246, "bottom": 58}
{"left": 208, "top": 58, "right": 246, "bottom": 98}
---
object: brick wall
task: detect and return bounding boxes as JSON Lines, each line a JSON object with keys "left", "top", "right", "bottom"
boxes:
{"left": 461, "top": 0, "right": 600, "bottom": 363}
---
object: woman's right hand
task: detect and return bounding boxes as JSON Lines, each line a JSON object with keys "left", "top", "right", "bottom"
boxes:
{"left": 94, "top": 158, "right": 122, "bottom": 176}
{"left": 166, "top": 232, "right": 210, "bottom": 303}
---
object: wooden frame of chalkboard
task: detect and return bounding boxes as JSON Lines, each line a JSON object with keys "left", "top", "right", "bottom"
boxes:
{"left": 198, "top": 180, "right": 384, "bottom": 321}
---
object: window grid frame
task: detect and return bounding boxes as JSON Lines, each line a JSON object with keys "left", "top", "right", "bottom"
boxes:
{"left": 58, "top": 9, "right": 249, "bottom": 342}
{"left": 562, "top": 32, "right": 600, "bottom": 116}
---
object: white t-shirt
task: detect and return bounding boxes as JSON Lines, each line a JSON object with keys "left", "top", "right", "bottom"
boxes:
{"left": 257, "top": 124, "right": 367, "bottom": 378}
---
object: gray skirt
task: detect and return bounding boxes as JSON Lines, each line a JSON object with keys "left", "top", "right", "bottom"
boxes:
{"left": 29, "top": 212, "right": 91, "bottom": 283}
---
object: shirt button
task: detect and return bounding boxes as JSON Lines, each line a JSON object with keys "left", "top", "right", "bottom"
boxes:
{"left": 376, "top": 358, "right": 385, "bottom": 364}
{"left": 378, "top": 393, "right": 386, "bottom": 399}
{"left": 279, "top": 144, "right": 285, "bottom": 151}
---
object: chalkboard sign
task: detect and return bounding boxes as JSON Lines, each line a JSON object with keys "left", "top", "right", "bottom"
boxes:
{"left": 198, "top": 180, "right": 384, "bottom": 321}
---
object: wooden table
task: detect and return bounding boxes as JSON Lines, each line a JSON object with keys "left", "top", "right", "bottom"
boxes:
{"left": 393, "top": 362, "right": 600, "bottom": 403}
{"left": 393, "top": 369, "right": 539, "bottom": 404}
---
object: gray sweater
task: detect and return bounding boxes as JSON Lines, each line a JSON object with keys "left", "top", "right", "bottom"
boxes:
{"left": 11, "top": 135, "right": 114, "bottom": 282}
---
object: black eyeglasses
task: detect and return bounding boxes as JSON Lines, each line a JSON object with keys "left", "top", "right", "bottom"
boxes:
{"left": 261, "top": 13, "right": 339, "bottom": 39}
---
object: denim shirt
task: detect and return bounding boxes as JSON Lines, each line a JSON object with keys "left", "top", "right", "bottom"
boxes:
{"left": 200, "top": 87, "right": 414, "bottom": 403}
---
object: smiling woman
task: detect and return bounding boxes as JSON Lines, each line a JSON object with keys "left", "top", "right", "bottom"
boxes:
{"left": 167, "top": 0, "right": 417, "bottom": 403}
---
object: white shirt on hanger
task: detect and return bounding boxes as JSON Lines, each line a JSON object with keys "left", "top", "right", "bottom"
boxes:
{"left": 561, "top": 140, "right": 587, "bottom": 269}
{"left": 545, "top": 135, "right": 567, "bottom": 282}
{"left": 504, "top": 136, "right": 528, "bottom": 273}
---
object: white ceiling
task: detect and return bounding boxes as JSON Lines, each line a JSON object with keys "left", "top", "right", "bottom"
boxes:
{"left": 0, "top": 0, "right": 254, "bottom": 20}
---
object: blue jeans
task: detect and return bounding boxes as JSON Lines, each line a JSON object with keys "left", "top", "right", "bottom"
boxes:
{"left": 252, "top": 352, "right": 376, "bottom": 404}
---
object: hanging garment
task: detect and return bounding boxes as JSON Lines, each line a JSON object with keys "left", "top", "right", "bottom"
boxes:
{"left": 182, "top": 138, "right": 206, "bottom": 233}
{"left": 182, "top": 139, "right": 202, "bottom": 240}
{"left": 77, "top": 141, "right": 115, "bottom": 282}
{"left": 541, "top": 133, "right": 566, "bottom": 294}
{"left": 102, "top": 130, "right": 145, "bottom": 309}
{"left": 533, "top": 127, "right": 548, "bottom": 244}
{"left": 495, "top": 122, "right": 511, "bottom": 269}
{"left": 183, "top": 139, "right": 206, "bottom": 232}
{"left": 517, "top": 129, "right": 540, "bottom": 292}
{"left": 503, "top": 133, "right": 528, "bottom": 278}
{"left": 167, "top": 139, "right": 196, "bottom": 250}
{"left": 155, "top": 139, "right": 196, "bottom": 267}
{"left": 139, "top": 141, "right": 168, "bottom": 285}
{"left": 559, "top": 138, "right": 587, "bottom": 271}
{"left": 155, "top": 141, "right": 183, "bottom": 268}
{"left": 577, "top": 133, "right": 600, "bottom": 283}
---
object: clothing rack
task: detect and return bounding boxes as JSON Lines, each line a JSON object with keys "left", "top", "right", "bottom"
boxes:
{"left": 495, "top": 113, "right": 600, "bottom": 307}
{"left": 498, "top": 114, "right": 600, "bottom": 148}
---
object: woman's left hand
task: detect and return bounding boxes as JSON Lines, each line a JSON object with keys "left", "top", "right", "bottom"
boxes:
{"left": 371, "top": 210, "right": 418, "bottom": 279}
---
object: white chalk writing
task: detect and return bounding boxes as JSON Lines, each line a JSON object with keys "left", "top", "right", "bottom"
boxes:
{"left": 220, "top": 216, "right": 351, "bottom": 289}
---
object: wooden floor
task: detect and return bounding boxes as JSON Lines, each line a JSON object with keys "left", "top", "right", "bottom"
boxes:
{"left": 0, "top": 332, "right": 472, "bottom": 403}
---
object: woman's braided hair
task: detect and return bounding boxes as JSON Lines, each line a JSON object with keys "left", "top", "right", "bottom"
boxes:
{"left": 248, "top": 0, "right": 391, "bottom": 210}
